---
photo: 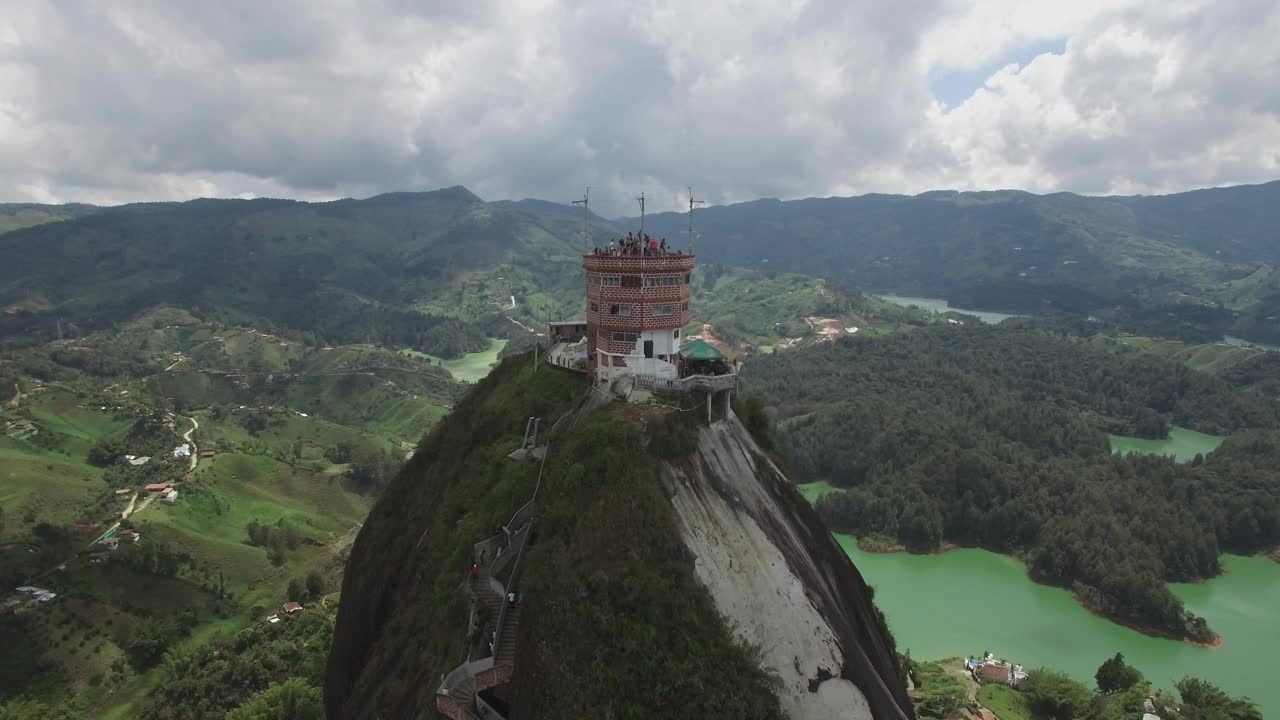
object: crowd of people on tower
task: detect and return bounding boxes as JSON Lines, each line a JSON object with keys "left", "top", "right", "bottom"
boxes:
{"left": 591, "top": 232, "right": 683, "bottom": 257}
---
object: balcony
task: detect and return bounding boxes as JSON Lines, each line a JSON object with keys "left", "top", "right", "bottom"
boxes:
{"left": 633, "top": 372, "right": 737, "bottom": 393}
{"left": 583, "top": 253, "right": 696, "bottom": 273}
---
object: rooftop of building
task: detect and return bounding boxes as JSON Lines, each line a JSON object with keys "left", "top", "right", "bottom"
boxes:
{"left": 582, "top": 252, "right": 696, "bottom": 272}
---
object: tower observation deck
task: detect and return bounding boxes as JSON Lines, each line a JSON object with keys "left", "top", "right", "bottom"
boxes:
{"left": 584, "top": 247, "right": 695, "bottom": 383}
{"left": 582, "top": 238, "right": 736, "bottom": 397}
{"left": 561, "top": 188, "right": 735, "bottom": 405}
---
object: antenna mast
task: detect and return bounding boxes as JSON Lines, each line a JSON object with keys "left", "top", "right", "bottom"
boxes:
{"left": 571, "top": 186, "right": 590, "bottom": 254}
{"left": 636, "top": 192, "right": 646, "bottom": 236}
{"left": 687, "top": 187, "right": 705, "bottom": 253}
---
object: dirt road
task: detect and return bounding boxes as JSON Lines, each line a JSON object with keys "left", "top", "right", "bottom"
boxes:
{"left": 120, "top": 493, "right": 138, "bottom": 520}
{"left": 182, "top": 416, "right": 199, "bottom": 472}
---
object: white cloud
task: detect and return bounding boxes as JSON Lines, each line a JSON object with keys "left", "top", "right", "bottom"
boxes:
{"left": 0, "top": 0, "right": 1276, "bottom": 214}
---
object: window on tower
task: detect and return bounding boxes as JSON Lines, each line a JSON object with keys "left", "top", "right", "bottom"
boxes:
{"left": 643, "top": 275, "right": 680, "bottom": 287}
{"left": 653, "top": 304, "right": 673, "bottom": 316}
{"left": 617, "top": 304, "right": 633, "bottom": 316}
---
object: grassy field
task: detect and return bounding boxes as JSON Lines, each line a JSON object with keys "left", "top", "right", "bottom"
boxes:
{"left": 1, "top": 386, "right": 380, "bottom": 716}
{"left": 140, "top": 452, "right": 369, "bottom": 608}
{"left": 1, "top": 320, "right": 451, "bottom": 717}
{"left": 911, "top": 659, "right": 972, "bottom": 719}
{"left": 0, "top": 390, "right": 131, "bottom": 542}
{"left": 1118, "top": 336, "right": 1261, "bottom": 374}
{"left": 977, "top": 683, "right": 1030, "bottom": 720}
{"left": 0, "top": 436, "right": 105, "bottom": 541}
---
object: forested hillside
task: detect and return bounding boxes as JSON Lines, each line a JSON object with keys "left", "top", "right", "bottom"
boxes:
{"left": 0, "top": 189, "right": 622, "bottom": 356}
{"left": 0, "top": 308, "right": 460, "bottom": 718}
{"left": 637, "top": 182, "right": 1280, "bottom": 342}
{"left": 744, "top": 326, "right": 1280, "bottom": 642}
{"left": 10, "top": 181, "right": 1280, "bottom": 352}
{"left": 0, "top": 203, "right": 100, "bottom": 236}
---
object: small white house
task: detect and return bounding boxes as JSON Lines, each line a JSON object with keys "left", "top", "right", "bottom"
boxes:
{"left": 162, "top": 488, "right": 179, "bottom": 504}
{"left": 171, "top": 443, "right": 191, "bottom": 459}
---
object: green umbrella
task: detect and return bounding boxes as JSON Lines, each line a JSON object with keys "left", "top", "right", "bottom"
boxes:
{"left": 679, "top": 338, "right": 725, "bottom": 360}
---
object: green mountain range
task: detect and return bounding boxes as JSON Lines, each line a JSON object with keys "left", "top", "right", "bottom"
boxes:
{"left": 6, "top": 180, "right": 1280, "bottom": 350}
{"left": 636, "top": 181, "right": 1280, "bottom": 341}
{"left": 0, "top": 188, "right": 612, "bottom": 355}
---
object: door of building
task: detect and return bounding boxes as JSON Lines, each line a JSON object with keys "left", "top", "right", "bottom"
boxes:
{"left": 643, "top": 340, "right": 654, "bottom": 358}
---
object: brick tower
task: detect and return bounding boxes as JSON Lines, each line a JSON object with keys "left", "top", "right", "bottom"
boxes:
{"left": 583, "top": 246, "right": 694, "bottom": 384}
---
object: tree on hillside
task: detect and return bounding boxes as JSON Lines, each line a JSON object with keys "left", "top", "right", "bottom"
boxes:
{"left": 224, "top": 678, "right": 323, "bottom": 720}
{"left": 1176, "top": 677, "right": 1263, "bottom": 720}
{"left": 1095, "top": 653, "right": 1142, "bottom": 694}
{"left": 324, "top": 442, "right": 353, "bottom": 464}
{"left": 87, "top": 438, "right": 122, "bottom": 467}
{"left": 304, "top": 572, "right": 324, "bottom": 598}
{"left": 127, "top": 620, "right": 183, "bottom": 670}
{"left": 1023, "top": 669, "right": 1092, "bottom": 720}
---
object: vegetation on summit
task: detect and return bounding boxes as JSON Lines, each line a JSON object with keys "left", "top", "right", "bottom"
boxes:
{"left": 328, "top": 358, "right": 790, "bottom": 719}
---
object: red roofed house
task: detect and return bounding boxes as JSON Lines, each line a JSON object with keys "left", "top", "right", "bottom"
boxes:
{"left": 282, "top": 601, "right": 303, "bottom": 614}
{"left": 144, "top": 483, "right": 170, "bottom": 492}
{"left": 118, "top": 529, "right": 141, "bottom": 543}
{"left": 978, "top": 663, "right": 1013, "bottom": 685}
{"left": 199, "top": 450, "right": 216, "bottom": 458}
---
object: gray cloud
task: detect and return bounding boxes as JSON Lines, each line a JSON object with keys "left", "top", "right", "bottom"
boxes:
{"left": 0, "top": 0, "right": 1277, "bottom": 215}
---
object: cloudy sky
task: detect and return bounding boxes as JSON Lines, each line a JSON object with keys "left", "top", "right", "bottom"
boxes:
{"left": 1, "top": 0, "right": 1278, "bottom": 215}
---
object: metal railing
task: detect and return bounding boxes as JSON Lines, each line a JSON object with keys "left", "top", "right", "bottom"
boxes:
{"left": 439, "top": 657, "right": 495, "bottom": 695}
{"left": 490, "top": 523, "right": 530, "bottom": 662}
{"left": 632, "top": 372, "right": 737, "bottom": 393}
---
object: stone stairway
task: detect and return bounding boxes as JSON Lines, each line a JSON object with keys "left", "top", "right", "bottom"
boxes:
{"left": 495, "top": 604, "right": 522, "bottom": 666}
{"left": 473, "top": 570, "right": 503, "bottom": 633}
{"left": 451, "top": 677, "right": 477, "bottom": 709}
{"left": 440, "top": 430, "right": 551, "bottom": 719}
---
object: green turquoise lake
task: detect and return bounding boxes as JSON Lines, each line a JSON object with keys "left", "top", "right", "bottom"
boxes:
{"left": 875, "top": 294, "right": 1024, "bottom": 325}
{"left": 828, "top": 535, "right": 1278, "bottom": 716}
{"left": 1109, "top": 426, "right": 1225, "bottom": 463}
{"left": 403, "top": 338, "right": 509, "bottom": 383}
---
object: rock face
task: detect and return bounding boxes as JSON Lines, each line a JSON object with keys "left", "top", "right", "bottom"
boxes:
{"left": 660, "top": 415, "right": 913, "bottom": 720}
{"left": 324, "top": 358, "right": 913, "bottom": 720}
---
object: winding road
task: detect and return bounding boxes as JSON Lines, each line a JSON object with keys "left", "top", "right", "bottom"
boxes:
{"left": 85, "top": 414, "right": 199, "bottom": 549}
{"left": 182, "top": 416, "right": 199, "bottom": 472}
